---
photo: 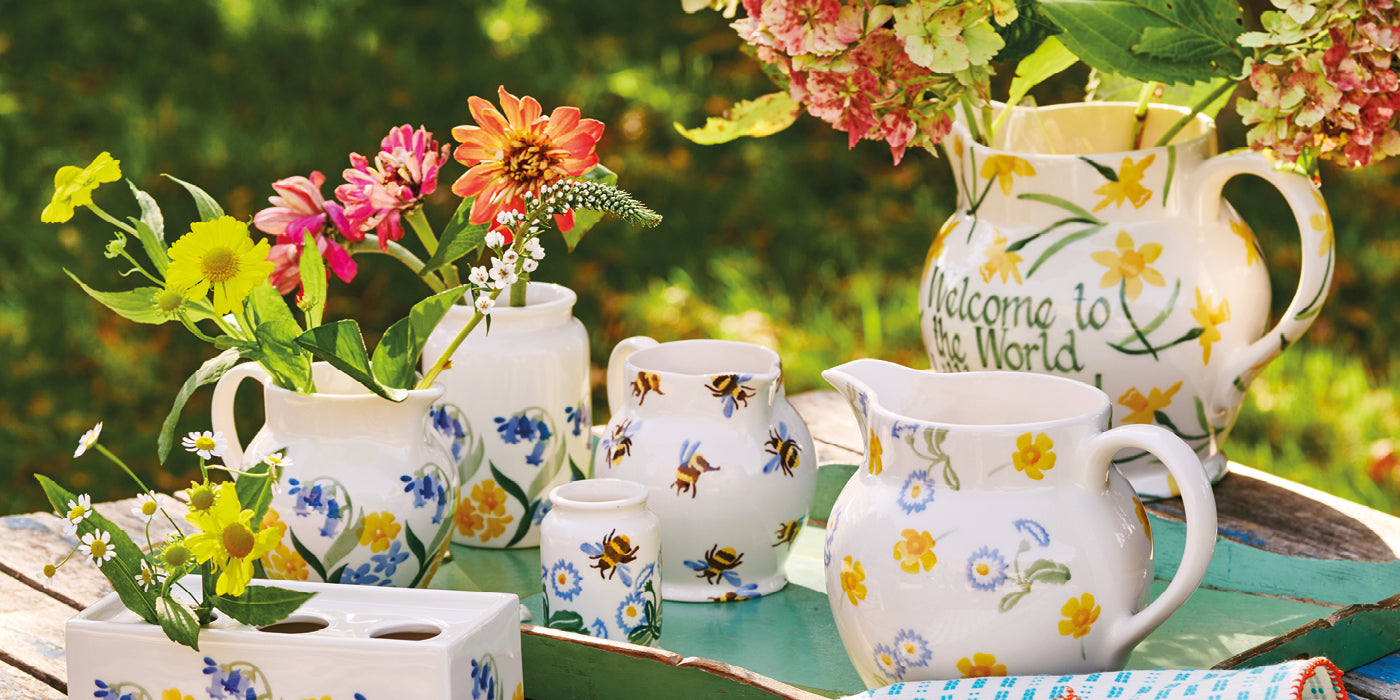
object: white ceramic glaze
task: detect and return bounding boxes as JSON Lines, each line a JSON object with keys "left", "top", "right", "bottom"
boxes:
{"left": 598, "top": 337, "right": 817, "bottom": 602}
{"left": 821, "top": 359, "right": 1217, "bottom": 688}
{"left": 539, "top": 478, "right": 662, "bottom": 644}
{"left": 920, "top": 102, "right": 1334, "bottom": 498}
{"left": 423, "top": 282, "right": 593, "bottom": 549}
{"left": 211, "top": 362, "right": 457, "bottom": 588}
{"left": 66, "top": 577, "right": 522, "bottom": 700}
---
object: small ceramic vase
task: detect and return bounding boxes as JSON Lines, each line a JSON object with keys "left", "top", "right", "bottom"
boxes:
{"left": 822, "top": 359, "right": 1217, "bottom": 688}
{"left": 211, "top": 362, "right": 457, "bottom": 588}
{"left": 598, "top": 337, "right": 817, "bottom": 602}
{"left": 538, "top": 478, "right": 662, "bottom": 645}
{"left": 423, "top": 281, "right": 593, "bottom": 550}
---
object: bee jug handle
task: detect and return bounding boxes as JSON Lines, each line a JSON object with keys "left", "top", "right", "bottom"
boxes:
{"left": 606, "top": 336, "right": 660, "bottom": 419}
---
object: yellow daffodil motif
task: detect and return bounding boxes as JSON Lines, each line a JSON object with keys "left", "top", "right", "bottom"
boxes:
{"left": 1092, "top": 154, "right": 1155, "bottom": 211}
{"left": 980, "top": 231, "right": 1024, "bottom": 285}
{"left": 957, "top": 652, "right": 1007, "bottom": 678}
{"left": 1091, "top": 231, "right": 1165, "bottom": 301}
{"left": 840, "top": 556, "right": 867, "bottom": 606}
{"left": 1117, "top": 381, "right": 1183, "bottom": 425}
{"left": 893, "top": 529, "right": 938, "bottom": 573}
{"left": 1058, "top": 593, "right": 1101, "bottom": 639}
{"left": 41, "top": 152, "right": 122, "bottom": 223}
{"left": 1013, "top": 432, "right": 1056, "bottom": 480}
{"left": 165, "top": 216, "right": 274, "bottom": 315}
{"left": 1190, "top": 288, "right": 1230, "bottom": 365}
{"left": 979, "top": 154, "right": 1036, "bottom": 196}
{"left": 868, "top": 429, "right": 884, "bottom": 475}
{"left": 1311, "top": 190, "right": 1333, "bottom": 258}
{"left": 184, "top": 482, "right": 280, "bottom": 597}
{"left": 1230, "top": 220, "right": 1260, "bottom": 267}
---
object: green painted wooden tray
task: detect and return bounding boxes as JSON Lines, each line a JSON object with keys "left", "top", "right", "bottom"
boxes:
{"left": 431, "top": 465, "right": 1400, "bottom": 699}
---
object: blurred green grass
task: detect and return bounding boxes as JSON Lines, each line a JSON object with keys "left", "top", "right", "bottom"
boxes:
{"left": 4, "top": 0, "right": 1400, "bottom": 518}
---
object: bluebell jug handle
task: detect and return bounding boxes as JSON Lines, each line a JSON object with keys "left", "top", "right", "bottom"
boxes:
{"left": 605, "top": 336, "right": 659, "bottom": 418}
{"left": 210, "top": 362, "right": 271, "bottom": 470}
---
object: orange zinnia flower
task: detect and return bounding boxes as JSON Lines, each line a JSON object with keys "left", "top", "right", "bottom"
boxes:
{"left": 451, "top": 86, "right": 605, "bottom": 234}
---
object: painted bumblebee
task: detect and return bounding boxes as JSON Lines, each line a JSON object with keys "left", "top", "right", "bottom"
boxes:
{"left": 772, "top": 519, "right": 802, "bottom": 548}
{"left": 685, "top": 544, "right": 745, "bottom": 585}
{"left": 671, "top": 440, "right": 721, "bottom": 498}
{"left": 763, "top": 423, "right": 802, "bottom": 477}
{"left": 631, "top": 371, "right": 664, "bottom": 405}
{"left": 706, "top": 374, "right": 756, "bottom": 418}
{"left": 602, "top": 419, "right": 639, "bottom": 469}
{"left": 708, "top": 582, "right": 761, "bottom": 602}
{"left": 580, "top": 528, "right": 640, "bottom": 584}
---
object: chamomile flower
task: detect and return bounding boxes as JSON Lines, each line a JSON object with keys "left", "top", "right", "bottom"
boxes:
{"left": 182, "top": 431, "right": 226, "bottom": 460}
{"left": 74, "top": 422, "right": 103, "bottom": 457}
{"left": 132, "top": 492, "right": 160, "bottom": 524}
{"left": 262, "top": 453, "right": 293, "bottom": 469}
{"left": 79, "top": 530, "right": 116, "bottom": 565}
{"left": 39, "top": 562, "right": 58, "bottom": 588}
{"left": 63, "top": 494, "right": 93, "bottom": 536}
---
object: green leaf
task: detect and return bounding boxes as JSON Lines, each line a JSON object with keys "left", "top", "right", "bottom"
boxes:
{"left": 234, "top": 460, "right": 277, "bottom": 527}
{"left": 544, "top": 609, "right": 590, "bottom": 635}
{"left": 403, "top": 523, "right": 428, "bottom": 580}
{"left": 489, "top": 464, "right": 534, "bottom": 548}
{"left": 298, "top": 237, "right": 327, "bottom": 329}
{"left": 562, "top": 164, "right": 620, "bottom": 251}
{"left": 995, "top": 36, "right": 1079, "bottom": 138}
{"left": 251, "top": 318, "right": 313, "bottom": 392}
{"left": 1024, "top": 559, "right": 1072, "bottom": 584}
{"left": 999, "top": 589, "right": 1030, "bottom": 612}
{"left": 371, "top": 285, "right": 468, "bottom": 390}
{"left": 294, "top": 320, "right": 408, "bottom": 402}
{"left": 156, "top": 595, "right": 202, "bottom": 650}
{"left": 162, "top": 174, "right": 226, "bottom": 222}
{"left": 245, "top": 279, "right": 299, "bottom": 328}
{"left": 321, "top": 509, "right": 363, "bottom": 571}
{"left": 159, "top": 349, "right": 243, "bottom": 464}
{"left": 1025, "top": 224, "right": 1103, "bottom": 278}
{"left": 127, "top": 180, "right": 169, "bottom": 276}
{"left": 1087, "top": 73, "right": 1235, "bottom": 120}
{"left": 1040, "top": 0, "right": 1244, "bottom": 85}
{"left": 289, "top": 528, "right": 329, "bottom": 582}
{"left": 35, "top": 475, "right": 159, "bottom": 624}
{"left": 65, "top": 271, "right": 170, "bottom": 325}
{"left": 212, "top": 585, "right": 317, "bottom": 627}
{"left": 673, "top": 91, "right": 801, "bottom": 145}
{"left": 422, "top": 195, "right": 488, "bottom": 276}
{"left": 1079, "top": 157, "right": 1120, "bottom": 182}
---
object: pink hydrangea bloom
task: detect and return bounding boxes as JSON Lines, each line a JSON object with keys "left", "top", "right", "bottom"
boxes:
{"left": 252, "top": 171, "right": 357, "bottom": 294}
{"left": 336, "top": 125, "right": 448, "bottom": 251}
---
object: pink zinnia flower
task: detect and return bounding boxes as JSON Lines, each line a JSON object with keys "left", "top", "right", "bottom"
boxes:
{"left": 336, "top": 125, "right": 448, "bottom": 251}
{"left": 252, "top": 171, "right": 357, "bottom": 294}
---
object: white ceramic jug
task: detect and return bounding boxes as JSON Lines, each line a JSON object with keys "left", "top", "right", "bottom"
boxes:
{"left": 821, "top": 359, "right": 1217, "bottom": 687}
{"left": 598, "top": 337, "right": 817, "bottom": 602}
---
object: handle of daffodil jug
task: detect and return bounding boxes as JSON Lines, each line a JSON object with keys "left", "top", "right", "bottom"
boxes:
{"left": 1087, "top": 424, "right": 1217, "bottom": 655}
{"left": 210, "top": 362, "right": 272, "bottom": 471}
{"left": 605, "top": 336, "right": 660, "bottom": 417}
{"left": 1192, "top": 151, "right": 1334, "bottom": 426}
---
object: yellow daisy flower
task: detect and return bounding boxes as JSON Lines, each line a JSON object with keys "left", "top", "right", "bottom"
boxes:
{"left": 1092, "top": 154, "right": 1155, "bottom": 211}
{"left": 184, "top": 482, "right": 280, "bottom": 597}
{"left": 893, "top": 529, "right": 938, "bottom": 573}
{"left": 957, "top": 652, "right": 1007, "bottom": 678}
{"left": 1058, "top": 592, "right": 1101, "bottom": 638}
{"left": 358, "top": 511, "right": 402, "bottom": 553}
{"left": 1090, "top": 231, "right": 1165, "bottom": 301}
{"left": 840, "top": 556, "right": 867, "bottom": 606}
{"left": 41, "top": 152, "right": 122, "bottom": 223}
{"left": 165, "top": 216, "right": 273, "bottom": 315}
{"left": 1012, "top": 432, "right": 1056, "bottom": 480}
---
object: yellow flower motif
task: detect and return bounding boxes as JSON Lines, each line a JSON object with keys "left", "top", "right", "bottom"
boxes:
{"left": 165, "top": 215, "right": 274, "bottom": 315}
{"left": 957, "top": 652, "right": 1007, "bottom": 678}
{"left": 893, "top": 529, "right": 938, "bottom": 573}
{"left": 358, "top": 511, "right": 402, "bottom": 553}
{"left": 514, "top": 684, "right": 525, "bottom": 700}
{"left": 868, "top": 430, "right": 883, "bottom": 475}
{"left": 267, "top": 543, "right": 310, "bottom": 581}
{"left": 1091, "top": 154, "right": 1155, "bottom": 211}
{"left": 1134, "top": 497, "right": 1153, "bottom": 540}
{"left": 41, "top": 152, "right": 122, "bottom": 223}
{"left": 161, "top": 690, "right": 195, "bottom": 700}
{"left": 979, "top": 154, "right": 1036, "bottom": 196}
{"left": 1229, "top": 220, "right": 1261, "bottom": 267}
{"left": 840, "top": 556, "right": 867, "bottom": 606}
{"left": 1190, "top": 288, "right": 1230, "bottom": 365}
{"left": 979, "top": 231, "right": 1024, "bottom": 285}
{"left": 1012, "top": 432, "right": 1056, "bottom": 480}
{"left": 184, "top": 482, "right": 280, "bottom": 597}
{"left": 1311, "top": 190, "right": 1333, "bottom": 258}
{"left": 1117, "top": 381, "right": 1183, "bottom": 425}
{"left": 1090, "top": 230, "right": 1165, "bottom": 301}
{"left": 455, "top": 498, "right": 486, "bottom": 538}
{"left": 930, "top": 218, "right": 957, "bottom": 261}
{"left": 1058, "top": 592, "right": 1101, "bottom": 639}
{"left": 952, "top": 135, "right": 964, "bottom": 160}
{"left": 482, "top": 515, "right": 515, "bottom": 542}
{"left": 472, "top": 479, "right": 510, "bottom": 516}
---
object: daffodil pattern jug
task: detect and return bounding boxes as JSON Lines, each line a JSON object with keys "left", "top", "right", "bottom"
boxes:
{"left": 920, "top": 102, "right": 1334, "bottom": 497}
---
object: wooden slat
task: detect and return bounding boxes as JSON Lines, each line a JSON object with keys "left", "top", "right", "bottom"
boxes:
{"left": 790, "top": 391, "right": 862, "bottom": 465}
{"left": 0, "top": 659, "right": 63, "bottom": 700}
{"left": 1346, "top": 652, "right": 1400, "bottom": 700}
{"left": 0, "top": 575, "right": 74, "bottom": 695}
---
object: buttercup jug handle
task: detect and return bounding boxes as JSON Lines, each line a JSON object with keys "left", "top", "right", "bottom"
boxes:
{"left": 210, "top": 362, "right": 272, "bottom": 471}
{"left": 1087, "top": 424, "right": 1217, "bottom": 654}
{"left": 606, "top": 336, "right": 660, "bottom": 417}
{"left": 1192, "top": 151, "right": 1334, "bottom": 425}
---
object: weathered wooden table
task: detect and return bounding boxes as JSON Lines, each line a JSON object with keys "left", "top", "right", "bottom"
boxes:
{"left": 4, "top": 391, "right": 1400, "bottom": 699}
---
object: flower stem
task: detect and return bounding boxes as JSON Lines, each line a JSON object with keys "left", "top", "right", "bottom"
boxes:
{"left": 1153, "top": 79, "right": 1238, "bottom": 148}
{"left": 1130, "top": 83, "right": 1160, "bottom": 151}
{"left": 86, "top": 203, "right": 139, "bottom": 237}
{"left": 96, "top": 444, "right": 153, "bottom": 495}
{"left": 349, "top": 236, "right": 448, "bottom": 293}
{"left": 405, "top": 209, "right": 463, "bottom": 289}
{"left": 415, "top": 286, "right": 506, "bottom": 390}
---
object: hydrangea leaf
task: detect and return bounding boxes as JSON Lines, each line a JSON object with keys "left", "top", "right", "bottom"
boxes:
{"left": 1041, "top": 0, "right": 1245, "bottom": 85}
{"left": 673, "top": 91, "right": 801, "bottom": 145}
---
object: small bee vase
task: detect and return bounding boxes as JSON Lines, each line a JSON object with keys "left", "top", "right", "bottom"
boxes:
{"left": 821, "top": 359, "right": 1217, "bottom": 688}
{"left": 598, "top": 337, "right": 817, "bottom": 602}
{"left": 538, "top": 479, "right": 662, "bottom": 645}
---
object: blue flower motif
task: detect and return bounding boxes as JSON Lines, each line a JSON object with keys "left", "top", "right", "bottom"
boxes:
{"left": 91, "top": 680, "right": 134, "bottom": 700}
{"left": 633, "top": 562, "right": 656, "bottom": 591}
{"left": 549, "top": 559, "right": 583, "bottom": 601}
{"left": 896, "top": 471, "right": 936, "bottom": 514}
{"left": 371, "top": 540, "right": 410, "bottom": 577}
{"left": 893, "top": 629, "right": 933, "bottom": 668}
{"left": 318, "top": 498, "right": 342, "bottom": 538}
{"left": 616, "top": 591, "right": 647, "bottom": 633}
{"left": 565, "top": 403, "right": 587, "bottom": 437}
{"left": 890, "top": 421, "right": 919, "bottom": 439}
{"left": 431, "top": 484, "right": 447, "bottom": 525}
{"left": 340, "top": 562, "right": 382, "bottom": 586}
{"left": 293, "top": 482, "right": 324, "bottom": 516}
{"left": 495, "top": 413, "right": 536, "bottom": 444}
{"left": 532, "top": 498, "right": 552, "bottom": 525}
{"left": 823, "top": 509, "right": 840, "bottom": 567}
{"left": 525, "top": 439, "right": 548, "bottom": 466}
{"left": 966, "top": 546, "right": 1009, "bottom": 591}
{"left": 872, "top": 643, "right": 906, "bottom": 681}
{"left": 1014, "top": 518, "right": 1050, "bottom": 547}
{"left": 590, "top": 617, "right": 609, "bottom": 639}
{"left": 470, "top": 657, "right": 496, "bottom": 700}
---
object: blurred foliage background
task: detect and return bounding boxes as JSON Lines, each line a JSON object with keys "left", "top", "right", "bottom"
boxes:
{"left": 3, "top": 0, "right": 1400, "bottom": 517}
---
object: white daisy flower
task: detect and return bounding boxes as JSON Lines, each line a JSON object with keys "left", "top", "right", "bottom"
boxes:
{"left": 138, "top": 558, "right": 161, "bottom": 588}
{"left": 263, "top": 453, "right": 293, "bottom": 469}
{"left": 475, "top": 295, "right": 496, "bottom": 314}
{"left": 79, "top": 530, "right": 116, "bottom": 565}
{"left": 74, "top": 422, "right": 103, "bottom": 457}
{"left": 485, "top": 230, "right": 507, "bottom": 248}
{"left": 182, "top": 431, "right": 226, "bottom": 460}
{"left": 132, "top": 492, "right": 159, "bottom": 524}
{"left": 63, "top": 494, "right": 93, "bottom": 536}
{"left": 468, "top": 266, "right": 490, "bottom": 286}
{"left": 39, "top": 562, "right": 57, "bottom": 589}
